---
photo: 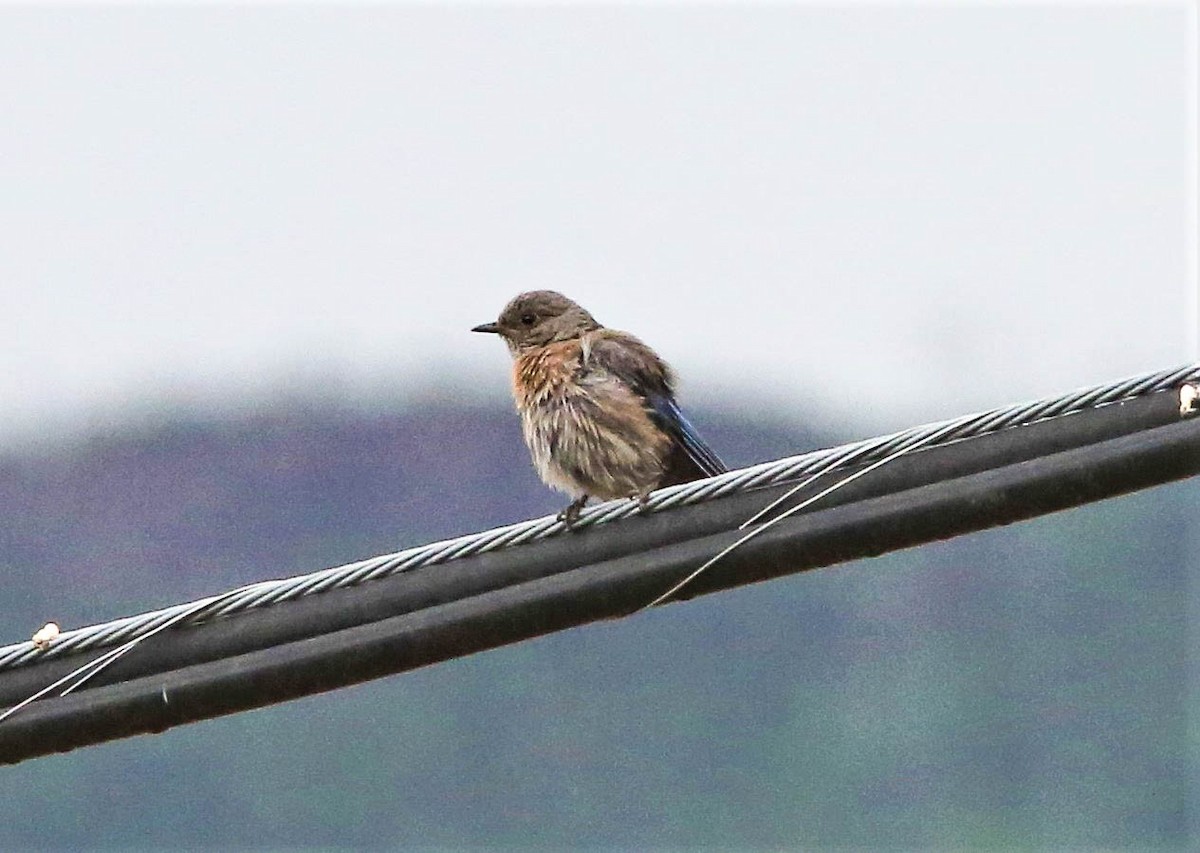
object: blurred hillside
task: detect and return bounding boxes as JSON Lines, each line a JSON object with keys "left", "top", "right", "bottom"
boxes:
{"left": 0, "top": 401, "right": 1192, "bottom": 849}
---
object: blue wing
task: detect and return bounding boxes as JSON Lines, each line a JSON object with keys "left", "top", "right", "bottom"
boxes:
{"left": 586, "top": 331, "right": 727, "bottom": 481}
{"left": 648, "top": 393, "right": 727, "bottom": 478}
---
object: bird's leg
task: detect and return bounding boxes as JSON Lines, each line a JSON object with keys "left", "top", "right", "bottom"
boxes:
{"left": 631, "top": 491, "right": 652, "bottom": 514}
{"left": 558, "top": 495, "right": 589, "bottom": 527}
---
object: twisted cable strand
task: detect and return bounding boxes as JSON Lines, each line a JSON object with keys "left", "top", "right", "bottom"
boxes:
{"left": 2, "top": 362, "right": 1195, "bottom": 673}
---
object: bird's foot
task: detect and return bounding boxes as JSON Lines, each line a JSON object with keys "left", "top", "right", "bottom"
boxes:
{"left": 631, "top": 491, "right": 652, "bottom": 514}
{"left": 557, "top": 495, "right": 589, "bottom": 528}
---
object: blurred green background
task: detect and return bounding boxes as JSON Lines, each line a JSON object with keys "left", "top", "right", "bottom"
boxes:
{"left": 0, "top": 4, "right": 1191, "bottom": 848}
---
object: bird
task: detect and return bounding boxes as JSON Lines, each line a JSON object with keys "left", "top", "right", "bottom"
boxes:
{"left": 472, "top": 290, "right": 727, "bottom": 525}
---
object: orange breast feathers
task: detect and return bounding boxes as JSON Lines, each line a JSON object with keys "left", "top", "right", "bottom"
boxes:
{"left": 509, "top": 336, "right": 673, "bottom": 500}
{"left": 511, "top": 340, "right": 586, "bottom": 410}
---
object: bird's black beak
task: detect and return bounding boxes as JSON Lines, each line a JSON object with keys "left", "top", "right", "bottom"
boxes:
{"left": 471, "top": 322, "right": 500, "bottom": 334}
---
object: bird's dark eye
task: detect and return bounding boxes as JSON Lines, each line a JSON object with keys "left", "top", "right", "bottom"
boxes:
{"left": 520, "top": 313, "right": 536, "bottom": 326}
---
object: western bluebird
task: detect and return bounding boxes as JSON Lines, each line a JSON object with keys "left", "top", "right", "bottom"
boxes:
{"left": 472, "top": 290, "right": 726, "bottom": 524}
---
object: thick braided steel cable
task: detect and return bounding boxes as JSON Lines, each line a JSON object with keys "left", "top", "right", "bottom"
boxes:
{"left": 1, "top": 361, "right": 1196, "bottom": 674}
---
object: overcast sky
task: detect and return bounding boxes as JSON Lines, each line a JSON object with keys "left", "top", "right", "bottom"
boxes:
{"left": 0, "top": 3, "right": 1194, "bottom": 448}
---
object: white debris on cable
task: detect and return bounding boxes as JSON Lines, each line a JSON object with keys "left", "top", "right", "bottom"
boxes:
{"left": 31, "top": 622, "right": 60, "bottom": 650}
{"left": 1180, "top": 384, "right": 1198, "bottom": 416}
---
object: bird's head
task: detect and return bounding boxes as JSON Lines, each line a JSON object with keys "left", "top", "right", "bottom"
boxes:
{"left": 472, "top": 290, "right": 602, "bottom": 354}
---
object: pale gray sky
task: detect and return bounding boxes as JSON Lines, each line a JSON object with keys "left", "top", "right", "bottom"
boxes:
{"left": 0, "top": 3, "right": 1194, "bottom": 446}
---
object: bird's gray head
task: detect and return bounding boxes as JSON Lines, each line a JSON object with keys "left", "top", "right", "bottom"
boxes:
{"left": 472, "top": 290, "right": 602, "bottom": 354}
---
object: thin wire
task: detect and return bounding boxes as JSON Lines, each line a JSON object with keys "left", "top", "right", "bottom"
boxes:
{"left": 0, "top": 647, "right": 127, "bottom": 726}
{"left": 641, "top": 414, "right": 971, "bottom": 609}
{"left": 1, "top": 361, "right": 1196, "bottom": 676}
{"left": 0, "top": 584, "right": 260, "bottom": 723}
{"left": 735, "top": 425, "right": 927, "bottom": 530}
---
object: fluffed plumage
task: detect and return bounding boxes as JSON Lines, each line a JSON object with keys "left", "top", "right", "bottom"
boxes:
{"left": 473, "top": 290, "right": 726, "bottom": 522}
